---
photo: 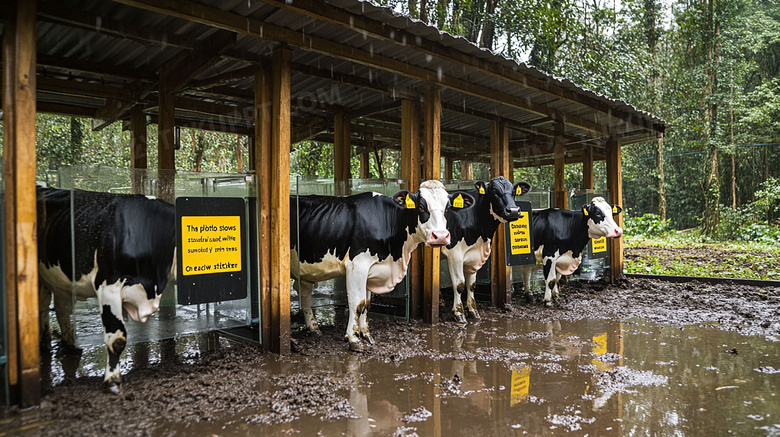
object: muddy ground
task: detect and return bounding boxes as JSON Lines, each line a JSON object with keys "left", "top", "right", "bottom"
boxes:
{"left": 2, "top": 275, "right": 779, "bottom": 436}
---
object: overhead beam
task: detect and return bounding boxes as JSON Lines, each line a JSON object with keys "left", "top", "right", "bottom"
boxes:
{"left": 37, "top": 53, "right": 157, "bottom": 83}
{"left": 161, "top": 30, "right": 236, "bottom": 94}
{"left": 110, "top": 0, "right": 612, "bottom": 135}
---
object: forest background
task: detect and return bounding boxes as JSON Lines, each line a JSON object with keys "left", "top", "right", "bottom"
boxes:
{"left": 8, "top": 0, "right": 780, "bottom": 245}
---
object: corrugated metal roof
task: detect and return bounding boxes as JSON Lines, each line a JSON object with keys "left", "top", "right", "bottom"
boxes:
{"left": 23, "top": 0, "right": 666, "bottom": 164}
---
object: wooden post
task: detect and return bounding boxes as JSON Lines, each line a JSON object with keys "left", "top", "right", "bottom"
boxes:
{"left": 157, "top": 71, "right": 176, "bottom": 202}
{"left": 461, "top": 160, "right": 473, "bottom": 180}
{"left": 359, "top": 153, "right": 370, "bottom": 178}
{"left": 255, "top": 67, "right": 273, "bottom": 351}
{"left": 130, "top": 108, "right": 147, "bottom": 194}
{"left": 606, "top": 134, "right": 624, "bottom": 282}
{"left": 583, "top": 145, "right": 594, "bottom": 190}
{"left": 443, "top": 156, "right": 453, "bottom": 181}
{"left": 490, "top": 120, "right": 511, "bottom": 308}
{"left": 269, "top": 47, "right": 292, "bottom": 354}
{"left": 3, "top": 0, "right": 40, "bottom": 407}
{"left": 400, "top": 98, "right": 422, "bottom": 319}
{"left": 422, "top": 85, "right": 441, "bottom": 324}
{"left": 553, "top": 120, "right": 567, "bottom": 209}
{"left": 334, "top": 112, "right": 351, "bottom": 195}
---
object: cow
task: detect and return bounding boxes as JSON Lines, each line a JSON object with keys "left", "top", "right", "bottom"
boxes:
{"left": 37, "top": 186, "right": 176, "bottom": 394}
{"left": 521, "top": 197, "right": 623, "bottom": 306}
{"left": 442, "top": 177, "right": 532, "bottom": 326}
{"left": 291, "top": 180, "right": 474, "bottom": 351}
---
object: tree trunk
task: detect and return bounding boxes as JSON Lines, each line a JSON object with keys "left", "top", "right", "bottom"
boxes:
{"left": 701, "top": 0, "right": 720, "bottom": 236}
{"left": 480, "top": 0, "right": 497, "bottom": 49}
{"left": 237, "top": 135, "right": 244, "bottom": 173}
{"left": 656, "top": 137, "right": 667, "bottom": 221}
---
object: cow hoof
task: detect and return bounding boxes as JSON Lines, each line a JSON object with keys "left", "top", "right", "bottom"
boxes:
{"left": 310, "top": 328, "right": 322, "bottom": 337}
{"left": 543, "top": 300, "right": 553, "bottom": 308}
{"left": 468, "top": 310, "right": 481, "bottom": 320}
{"left": 103, "top": 378, "right": 123, "bottom": 395}
{"left": 348, "top": 340, "right": 364, "bottom": 352}
{"left": 453, "top": 312, "right": 467, "bottom": 327}
{"left": 525, "top": 294, "right": 534, "bottom": 304}
{"left": 363, "top": 333, "right": 375, "bottom": 345}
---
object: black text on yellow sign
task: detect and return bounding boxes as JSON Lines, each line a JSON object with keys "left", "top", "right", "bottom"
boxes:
{"left": 509, "top": 214, "right": 532, "bottom": 255}
{"left": 181, "top": 216, "right": 242, "bottom": 276}
{"left": 592, "top": 237, "right": 607, "bottom": 253}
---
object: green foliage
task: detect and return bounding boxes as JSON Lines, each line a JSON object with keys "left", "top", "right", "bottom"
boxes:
{"left": 624, "top": 213, "right": 670, "bottom": 238}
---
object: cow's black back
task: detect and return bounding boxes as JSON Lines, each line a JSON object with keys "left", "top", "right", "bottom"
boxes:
{"left": 531, "top": 208, "right": 591, "bottom": 258}
{"left": 445, "top": 188, "right": 499, "bottom": 248}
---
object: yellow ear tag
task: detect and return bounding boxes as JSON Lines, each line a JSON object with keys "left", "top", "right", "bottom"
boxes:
{"left": 478, "top": 186, "right": 485, "bottom": 195}
{"left": 405, "top": 194, "right": 416, "bottom": 209}
{"left": 583, "top": 208, "right": 589, "bottom": 216}
{"left": 516, "top": 186, "right": 522, "bottom": 195}
{"left": 453, "top": 194, "right": 464, "bottom": 208}
{"left": 612, "top": 206, "right": 618, "bottom": 214}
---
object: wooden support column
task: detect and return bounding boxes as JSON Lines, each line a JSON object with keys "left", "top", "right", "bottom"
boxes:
{"left": 461, "top": 161, "right": 473, "bottom": 180}
{"left": 422, "top": 85, "right": 441, "bottom": 324}
{"left": 157, "top": 72, "right": 176, "bottom": 202}
{"left": 443, "top": 156, "right": 453, "bottom": 181}
{"left": 400, "top": 98, "right": 422, "bottom": 319}
{"left": 269, "top": 47, "right": 292, "bottom": 354}
{"left": 583, "top": 145, "right": 594, "bottom": 190}
{"left": 553, "top": 120, "right": 568, "bottom": 209}
{"left": 130, "top": 108, "right": 147, "bottom": 194}
{"left": 490, "top": 120, "right": 511, "bottom": 308}
{"left": 359, "top": 153, "right": 370, "bottom": 178}
{"left": 255, "top": 67, "right": 273, "bottom": 351}
{"left": 334, "top": 112, "right": 351, "bottom": 195}
{"left": 3, "top": 0, "right": 40, "bottom": 407}
{"left": 606, "top": 134, "right": 624, "bottom": 282}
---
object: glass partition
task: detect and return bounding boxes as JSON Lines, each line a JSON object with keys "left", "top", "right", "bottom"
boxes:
{"left": 52, "top": 165, "right": 254, "bottom": 348}
{"left": 0, "top": 162, "right": 6, "bottom": 404}
{"left": 568, "top": 190, "right": 611, "bottom": 281}
{"left": 290, "top": 177, "right": 410, "bottom": 324}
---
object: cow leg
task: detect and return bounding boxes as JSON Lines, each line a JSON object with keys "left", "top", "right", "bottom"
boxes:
{"left": 297, "top": 280, "right": 321, "bottom": 336}
{"left": 521, "top": 265, "right": 534, "bottom": 303}
{"left": 447, "top": 257, "right": 467, "bottom": 326}
{"left": 542, "top": 258, "right": 556, "bottom": 307}
{"left": 53, "top": 291, "right": 76, "bottom": 346}
{"left": 553, "top": 272, "right": 563, "bottom": 303}
{"left": 39, "top": 287, "right": 53, "bottom": 350}
{"left": 358, "top": 291, "right": 374, "bottom": 344}
{"left": 97, "top": 281, "right": 128, "bottom": 394}
{"left": 465, "top": 272, "right": 480, "bottom": 320}
{"left": 345, "top": 265, "right": 371, "bottom": 352}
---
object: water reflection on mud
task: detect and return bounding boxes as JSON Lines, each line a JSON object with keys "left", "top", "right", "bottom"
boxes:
{"left": 32, "top": 314, "right": 780, "bottom": 436}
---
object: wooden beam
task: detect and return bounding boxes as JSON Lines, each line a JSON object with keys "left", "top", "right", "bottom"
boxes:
{"left": 606, "top": 134, "right": 624, "bottom": 282}
{"left": 157, "top": 71, "right": 176, "bottom": 202}
{"left": 37, "top": 53, "right": 157, "bottom": 83}
{"left": 93, "top": 83, "right": 156, "bottom": 131}
{"left": 36, "top": 101, "right": 97, "bottom": 117}
{"left": 461, "top": 160, "right": 473, "bottom": 180}
{"left": 162, "top": 30, "right": 236, "bottom": 94}
{"left": 110, "top": 0, "right": 610, "bottom": 135}
{"left": 334, "top": 111, "right": 351, "bottom": 195}
{"left": 444, "top": 157, "right": 453, "bottom": 180}
{"left": 400, "top": 98, "right": 422, "bottom": 319}
{"left": 490, "top": 121, "right": 511, "bottom": 308}
{"left": 3, "top": 0, "right": 40, "bottom": 407}
{"left": 553, "top": 120, "right": 567, "bottom": 209}
{"left": 36, "top": 75, "right": 132, "bottom": 101}
{"left": 130, "top": 108, "right": 148, "bottom": 194}
{"left": 187, "top": 64, "right": 259, "bottom": 91}
{"left": 269, "top": 47, "right": 292, "bottom": 355}
{"left": 255, "top": 68, "right": 273, "bottom": 351}
{"left": 360, "top": 152, "right": 371, "bottom": 178}
{"left": 583, "top": 145, "right": 594, "bottom": 190}
{"left": 422, "top": 85, "right": 441, "bottom": 324}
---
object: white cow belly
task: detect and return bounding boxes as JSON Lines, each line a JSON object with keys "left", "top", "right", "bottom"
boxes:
{"left": 364, "top": 253, "right": 410, "bottom": 294}
{"left": 293, "top": 250, "right": 347, "bottom": 284}
{"left": 38, "top": 261, "right": 97, "bottom": 300}
{"left": 534, "top": 245, "right": 582, "bottom": 275}
{"left": 445, "top": 238, "right": 492, "bottom": 275}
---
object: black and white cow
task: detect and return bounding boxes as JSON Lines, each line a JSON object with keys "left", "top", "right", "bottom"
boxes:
{"left": 291, "top": 180, "right": 474, "bottom": 351}
{"left": 442, "top": 177, "right": 532, "bottom": 325}
{"left": 37, "top": 186, "right": 176, "bottom": 393}
{"left": 521, "top": 197, "right": 623, "bottom": 306}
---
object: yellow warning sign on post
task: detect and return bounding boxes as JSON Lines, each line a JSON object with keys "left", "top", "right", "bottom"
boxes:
{"left": 181, "top": 215, "right": 242, "bottom": 276}
{"left": 592, "top": 237, "right": 607, "bottom": 253}
{"left": 509, "top": 214, "right": 532, "bottom": 255}
{"left": 510, "top": 366, "right": 531, "bottom": 406}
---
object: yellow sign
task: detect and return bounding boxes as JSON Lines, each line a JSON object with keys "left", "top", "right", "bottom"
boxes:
{"left": 592, "top": 237, "right": 607, "bottom": 253}
{"left": 591, "top": 332, "right": 612, "bottom": 372}
{"left": 510, "top": 367, "right": 531, "bottom": 406}
{"left": 508, "top": 214, "right": 532, "bottom": 255}
{"left": 405, "top": 194, "right": 415, "bottom": 209}
{"left": 453, "top": 194, "right": 464, "bottom": 208}
{"left": 181, "top": 216, "right": 242, "bottom": 276}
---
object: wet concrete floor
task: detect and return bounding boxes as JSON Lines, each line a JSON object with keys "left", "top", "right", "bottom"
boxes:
{"left": 7, "top": 309, "right": 779, "bottom": 436}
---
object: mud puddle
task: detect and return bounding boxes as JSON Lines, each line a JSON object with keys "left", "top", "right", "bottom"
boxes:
{"left": 5, "top": 311, "right": 779, "bottom": 436}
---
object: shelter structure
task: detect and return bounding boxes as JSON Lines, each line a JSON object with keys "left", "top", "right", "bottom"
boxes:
{"left": 1, "top": 0, "right": 665, "bottom": 406}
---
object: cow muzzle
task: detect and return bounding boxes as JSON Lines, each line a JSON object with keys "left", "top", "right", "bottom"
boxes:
{"left": 505, "top": 207, "right": 521, "bottom": 221}
{"left": 427, "top": 230, "right": 451, "bottom": 247}
{"left": 612, "top": 227, "right": 624, "bottom": 238}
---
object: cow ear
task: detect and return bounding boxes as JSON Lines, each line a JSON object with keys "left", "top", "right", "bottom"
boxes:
{"left": 450, "top": 192, "right": 475, "bottom": 210}
{"left": 611, "top": 204, "right": 623, "bottom": 215}
{"left": 513, "top": 181, "right": 532, "bottom": 196}
{"left": 392, "top": 190, "right": 414, "bottom": 209}
{"left": 474, "top": 181, "right": 486, "bottom": 195}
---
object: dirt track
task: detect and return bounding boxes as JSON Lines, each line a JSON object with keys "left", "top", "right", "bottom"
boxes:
{"left": 2, "top": 277, "right": 779, "bottom": 436}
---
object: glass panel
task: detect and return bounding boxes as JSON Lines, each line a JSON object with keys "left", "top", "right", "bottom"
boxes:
{"left": 52, "top": 165, "right": 253, "bottom": 348}
{"left": 0, "top": 161, "right": 6, "bottom": 404}
{"left": 569, "top": 190, "right": 612, "bottom": 281}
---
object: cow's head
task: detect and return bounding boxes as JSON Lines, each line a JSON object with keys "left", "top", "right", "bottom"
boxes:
{"left": 393, "top": 180, "right": 474, "bottom": 246}
{"left": 583, "top": 197, "right": 623, "bottom": 239}
{"left": 475, "top": 177, "right": 532, "bottom": 223}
